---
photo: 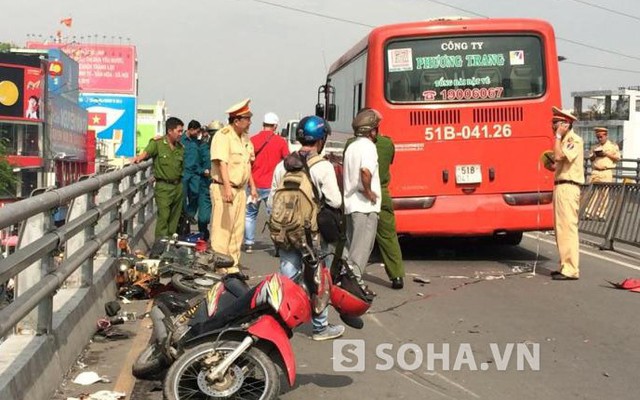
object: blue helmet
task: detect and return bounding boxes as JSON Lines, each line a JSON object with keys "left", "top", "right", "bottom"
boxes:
{"left": 296, "top": 116, "right": 330, "bottom": 143}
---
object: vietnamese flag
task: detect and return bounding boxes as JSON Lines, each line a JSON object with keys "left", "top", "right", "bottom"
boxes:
{"left": 88, "top": 112, "right": 107, "bottom": 126}
{"left": 60, "top": 17, "right": 73, "bottom": 27}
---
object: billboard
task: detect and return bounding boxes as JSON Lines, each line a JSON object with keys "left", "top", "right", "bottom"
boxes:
{"left": 46, "top": 94, "right": 88, "bottom": 161}
{"left": 0, "top": 63, "right": 45, "bottom": 122}
{"left": 79, "top": 93, "right": 136, "bottom": 157}
{"left": 27, "top": 42, "right": 136, "bottom": 94}
{"left": 46, "top": 48, "right": 80, "bottom": 103}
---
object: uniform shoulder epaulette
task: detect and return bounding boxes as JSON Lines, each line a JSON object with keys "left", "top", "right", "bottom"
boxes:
{"left": 153, "top": 135, "right": 164, "bottom": 141}
{"left": 218, "top": 126, "right": 232, "bottom": 135}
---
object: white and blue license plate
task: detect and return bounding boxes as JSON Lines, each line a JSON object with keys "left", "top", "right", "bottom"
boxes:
{"left": 455, "top": 164, "right": 482, "bottom": 184}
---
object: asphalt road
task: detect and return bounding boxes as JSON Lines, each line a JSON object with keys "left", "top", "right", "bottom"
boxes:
{"left": 52, "top": 227, "right": 640, "bottom": 400}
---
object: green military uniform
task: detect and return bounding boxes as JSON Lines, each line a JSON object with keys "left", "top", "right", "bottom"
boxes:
{"left": 345, "top": 135, "right": 404, "bottom": 280}
{"left": 198, "top": 134, "right": 212, "bottom": 240}
{"left": 181, "top": 134, "right": 201, "bottom": 220}
{"left": 144, "top": 137, "right": 185, "bottom": 238}
{"left": 374, "top": 136, "right": 404, "bottom": 280}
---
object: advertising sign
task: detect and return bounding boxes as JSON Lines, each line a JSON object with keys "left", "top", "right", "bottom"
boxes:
{"left": 46, "top": 94, "right": 88, "bottom": 161}
{"left": 0, "top": 63, "right": 45, "bottom": 122}
{"left": 27, "top": 42, "right": 136, "bottom": 94}
{"left": 46, "top": 48, "right": 80, "bottom": 103}
{"left": 79, "top": 93, "right": 136, "bottom": 157}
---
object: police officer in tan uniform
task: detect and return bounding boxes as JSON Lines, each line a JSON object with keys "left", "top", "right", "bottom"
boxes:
{"left": 588, "top": 127, "right": 620, "bottom": 183}
{"left": 210, "top": 99, "right": 258, "bottom": 274}
{"left": 585, "top": 127, "right": 621, "bottom": 219}
{"left": 549, "top": 106, "right": 584, "bottom": 280}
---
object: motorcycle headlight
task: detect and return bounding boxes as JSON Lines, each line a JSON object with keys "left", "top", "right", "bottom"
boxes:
{"left": 119, "top": 263, "right": 129, "bottom": 272}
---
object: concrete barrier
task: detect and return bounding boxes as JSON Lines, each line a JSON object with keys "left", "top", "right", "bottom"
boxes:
{"left": 0, "top": 217, "right": 155, "bottom": 400}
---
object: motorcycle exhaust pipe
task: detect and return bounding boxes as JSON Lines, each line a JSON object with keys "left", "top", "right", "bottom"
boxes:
{"left": 340, "top": 314, "right": 364, "bottom": 330}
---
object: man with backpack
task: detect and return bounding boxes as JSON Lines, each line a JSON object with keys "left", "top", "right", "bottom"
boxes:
{"left": 267, "top": 115, "right": 345, "bottom": 341}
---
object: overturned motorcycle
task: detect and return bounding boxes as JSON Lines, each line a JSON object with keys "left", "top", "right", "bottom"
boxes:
{"left": 133, "top": 251, "right": 372, "bottom": 400}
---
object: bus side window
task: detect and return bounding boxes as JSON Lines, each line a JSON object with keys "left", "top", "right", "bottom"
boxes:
{"left": 509, "top": 66, "right": 534, "bottom": 96}
{"left": 388, "top": 72, "right": 412, "bottom": 101}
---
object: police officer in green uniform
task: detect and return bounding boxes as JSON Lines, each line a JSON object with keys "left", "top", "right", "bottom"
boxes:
{"left": 182, "top": 120, "right": 203, "bottom": 224}
{"left": 197, "top": 120, "right": 222, "bottom": 240}
{"left": 133, "top": 117, "right": 185, "bottom": 238}
{"left": 374, "top": 134, "right": 405, "bottom": 289}
{"left": 346, "top": 130, "right": 405, "bottom": 289}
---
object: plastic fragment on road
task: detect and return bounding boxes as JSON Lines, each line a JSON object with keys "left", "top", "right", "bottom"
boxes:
{"left": 607, "top": 278, "right": 640, "bottom": 292}
{"left": 72, "top": 371, "right": 110, "bottom": 385}
{"left": 89, "top": 391, "right": 126, "bottom": 400}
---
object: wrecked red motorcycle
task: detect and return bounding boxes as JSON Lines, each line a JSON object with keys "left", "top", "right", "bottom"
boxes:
{"left": 133, "top": 250, "right": 372, "bottom": 400}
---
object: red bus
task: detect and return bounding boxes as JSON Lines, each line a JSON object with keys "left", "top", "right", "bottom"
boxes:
{"left": 321, "top": 18, "right": 560, "bottom": 244}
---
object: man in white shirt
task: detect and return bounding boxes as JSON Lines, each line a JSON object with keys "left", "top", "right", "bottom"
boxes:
{"left": 343, "top": 109, "right": 382, "bottom": 296}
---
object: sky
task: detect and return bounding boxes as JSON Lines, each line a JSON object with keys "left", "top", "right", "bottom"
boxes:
{"left": 2, "top": 0, "right": 639, "bottom": 128}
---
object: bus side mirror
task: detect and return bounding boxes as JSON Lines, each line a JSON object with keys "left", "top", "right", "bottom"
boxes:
{"left": 315, "top": 103, "right": 325, "bottom": 118}
{"left": 326, "top": 104, "right": 336, "bottom": 121}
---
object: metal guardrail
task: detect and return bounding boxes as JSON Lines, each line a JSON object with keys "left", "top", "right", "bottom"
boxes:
{"left": 585, "top": 157, "right": 640, "bottom": 183}
{"left": 579, "top": 181, "right": 640, "bottom": 250}
{"left": 0, "top": 160, "right": 154, "bottom": 339}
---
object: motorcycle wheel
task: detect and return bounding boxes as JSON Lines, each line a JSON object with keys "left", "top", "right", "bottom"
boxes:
{"left": 163, "top": 341, "right": 280, "bottom": 400}
{"left": 171, "top": 273, "right": 218, "bottom": 294}
{"left": 132, "top": 343, "right": 168, "bottom": 380}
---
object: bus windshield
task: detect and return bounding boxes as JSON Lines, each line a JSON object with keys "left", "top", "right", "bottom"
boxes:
{"left": 385, "top": 35, "right": 545, "bottom": 103}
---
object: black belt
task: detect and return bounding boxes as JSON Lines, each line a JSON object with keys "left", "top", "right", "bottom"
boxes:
{"left": 156, "top": 178, "right": 181, "bottom": 185}
{"left": 212, "top": 180, "right": 241, "bottom": 189}
{"left": 554, "top": 180, "right": 581, "bottom": 186}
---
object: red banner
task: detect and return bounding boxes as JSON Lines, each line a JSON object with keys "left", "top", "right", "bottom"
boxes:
{"left": 26, "top": 42, "right": 136, "bottom": 94}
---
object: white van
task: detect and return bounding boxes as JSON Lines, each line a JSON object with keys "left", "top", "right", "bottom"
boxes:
{"left": 280, "top": 119, "right": 345, "bottom": 159}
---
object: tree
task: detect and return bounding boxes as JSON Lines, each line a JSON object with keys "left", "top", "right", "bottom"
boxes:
{"left": 0, "top": 139, "right": 17, "bottom": 195}
{"left": 0, "top": 42, "right": 13, "bottom": 53}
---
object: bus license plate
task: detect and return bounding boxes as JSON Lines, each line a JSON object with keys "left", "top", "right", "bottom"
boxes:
{"left": 455, "top": 164, "right": 482, "bottom": 184}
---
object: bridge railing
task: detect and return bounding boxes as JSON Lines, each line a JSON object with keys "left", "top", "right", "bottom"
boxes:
{"left": 579, "top": 181, "right": 640, "bottom": 250}
{"left": 0, "top": 160, "right": 154, "bottom": 339}
{"left": 585, "top": 157, "right": 640, "bottom": 183}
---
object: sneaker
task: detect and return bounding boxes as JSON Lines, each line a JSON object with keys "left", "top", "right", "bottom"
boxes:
{"left": 312, "top": 324, "right": 345, "bottom": 341}
{"left": 244, "top": 245, "right": 253, "bottom": 254}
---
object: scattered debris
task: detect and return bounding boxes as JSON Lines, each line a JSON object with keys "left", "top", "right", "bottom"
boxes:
{"left": 607, "top": 278, "right": 640, "bottom": 292}
{"left": 484, "top": 275, "right": 505, "bottom": 281}
{"left": 88, "top": 390, "right": 126, "bottom": 400}
{"left": 73, "top": 371, "right": 110, "bottom": 386}
{"left": 413, "top": 276, "right": 431, "bottom": 284}
{"left": 603, "top": 372, "right": 610, "bottom": 378}
{"left": 468, "top": 329, "right": 480, "bottom": 334}
{"left": 416, "top": 292, "right": 424, "bottom": 297}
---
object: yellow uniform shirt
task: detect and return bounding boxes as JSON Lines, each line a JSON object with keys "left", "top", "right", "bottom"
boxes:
{"left": 210, "top": 125, "right": 254, "bottom": 187}
{"left": 590, "top": 140, "right": 620, "bottom": 171}
{"left": 555, "top": 130, "right": 584, "bottom": 184}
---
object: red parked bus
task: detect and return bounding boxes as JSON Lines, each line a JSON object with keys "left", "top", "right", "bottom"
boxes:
{"left": 322, "top": 18, "right": 561, "bottom": 244}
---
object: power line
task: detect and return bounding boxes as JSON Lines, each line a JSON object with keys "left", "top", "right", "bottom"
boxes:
{"left": 563, "top": 0, "right": 640, "bottom": 22}
{"left": 421, "top": 0, "right": 640, "bottom": 62}
{"left": 248, "top": 0, "right": 374, "bottom": 28}
{"left": 249, "top": 0, "right": 640, "bottom": 64}
{"left": 563, "top": 61, "right": 640, "bottom": 74}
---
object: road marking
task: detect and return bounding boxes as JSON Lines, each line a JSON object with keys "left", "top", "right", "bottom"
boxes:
{"left": 368, "top": 314, "right": 480, "bottom": 399}
{"left": 113, "top": 300, "right": 155, "bottom": 399}
{"left": 395, "top": 370, "right": 456, "bottom": 399}
{"left": 524, "top": 233, "right": 640, "bottom": 272}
